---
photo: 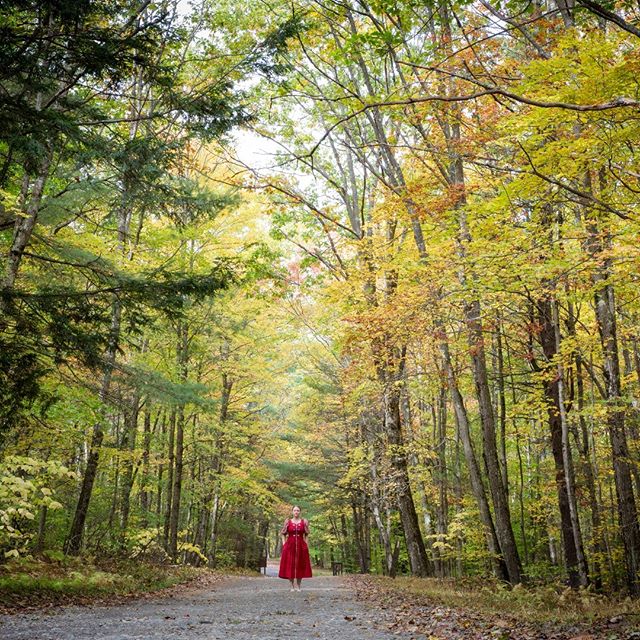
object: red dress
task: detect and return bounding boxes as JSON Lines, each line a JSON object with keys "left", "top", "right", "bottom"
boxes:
{"left": 279, "top": 519, "right": 312, "bottom": 579}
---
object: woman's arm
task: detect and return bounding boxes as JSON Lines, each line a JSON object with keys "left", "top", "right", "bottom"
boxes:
{"left": 280, "top": 519, "right": 289, "bottom": 546}
{"left": 303, "top": 519, "right": 310, "bottom": 540}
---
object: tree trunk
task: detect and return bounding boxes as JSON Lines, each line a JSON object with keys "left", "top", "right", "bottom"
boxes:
{"left": 120, "top": 393, "right": 141, "bottom": 540}
{"left": 585, "top": 209, "right": 640, "bottom": 594}
{"left": 440, "top": 338, "right": 509, "bottom": 580}
{"left": 163, "top": 410, "right": 176, "bottom": 550}
{"left": 2, "top": 148, "right": 54, "bottom": 298}
{"left": 208, "top": 366, "right": 232, "bottom": 563}
{"left": 168, "top": 404, "right": 185, "bottom": 561}
{"left": 464, "top": 293, "right": 522, "bottom": 584}
{"left": 433, "top": 4, "right": 522, "bottom": 578}
{"left": 494, "top": 314, "right": 509, "bottom": 494}
{"left": 433, "top": 389, "right": 449, "bottom": 578}
{"left": 371, "top": 496, "right": 395, "bottom": 576}
{"left": 64, "top": 298, "right": 122, "bottom": 555}
{"left": 574, "top": 350, "right": 604, "bottom": 590}
{"left": 155, "top": 411, "right": 166, "bottom": 521}
{"left": 35, "top": 505, "right": 48, "bottom": 553}
{"left": 369, "top": 436, "right": 395, "bottom": 576}
{"left": 551, "top": 299, "right": 589, "bottom": 586}
{"left": 594, "top": 274, "right": 640, "bottom": 593}
{"left": 140, "top": 407, "right": 152, "bottom": 526}
{"left": 351, "top": 495, "right": 370, "bottom": 573}
{"left": 168, "top": 322, "right": 188, "bottom": 561}
{"left": 384, "top": 359, "right": 430, "bottom": 577}
{"left": 536, "top": 295, "right": 585, "bottom": 587}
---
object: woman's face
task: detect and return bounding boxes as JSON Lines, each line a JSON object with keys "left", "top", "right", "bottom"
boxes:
{"left": 292, "top": 506, "right": 301, "bottom": 518}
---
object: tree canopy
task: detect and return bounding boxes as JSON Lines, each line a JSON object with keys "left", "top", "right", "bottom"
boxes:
{"left": 2, "top": 0, "right": 640, "bottom": 597}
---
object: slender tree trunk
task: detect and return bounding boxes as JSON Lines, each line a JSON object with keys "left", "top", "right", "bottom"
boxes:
{"left": 536, "top": 295, "right": 585, "bottom": 586}
{"left": 371, "top": 497, "right": 394, "bottom": 576}
{"left": 208, "top": 366, "right": 232, "bottom": 563}
{"left": 64, "top": 299, "right": 122, "bottom": 555}
{"left": 433, "top": 389, "right": 449, "bottom": 578}
{"left": 169, "top": 404, "right": 185, "bottom": 561}
{"left": 494, "top": 315, "right": 509, "bottom": 494}
{"left": 440, "top": 339, "right": 509, "bottom": 580}
{"left": 140, "top": 407, "right": 152, "bottom": 526}
{"left": 453, "top": 423, "right": 464, "bottom": 576}
{"left": 107, "top": 414, "right": 121, "bottom": 533}
{"left": 209, "top": 491, "right": 221, "bottom": 565}
{"left": 163, "top": 410, "right": 176, "bottom": 549}
{"left": 432, "top": 4, "right": 522, "bottom": 577}
{"left": 120, "top": 393, "right": 141, "bottom": 540}
{"left": 35, "top": 505, "right": 48, "bottom": 553}
{"left": 351, "top": 496, "right": 370, "bottom": 573}
{"left": 465, "top": 296, "right": 521, "bottom": 583}
{"left": 2, "top": 148, "right": 54, "bottom": 299}
{"left": 585, "top": 209, "right": 640, "bottom": 594}
{"left": 347, "top": 415, "right": 371, "bottom": 573}
{"left": 574, "top": 351, "right": 604, "bottom": 590}
{"left": 155, "top": 411, "right": 166, "bottom": 520}
{"left": 384, "top": 357, "right": 430, "bottom": 577}
{"left": 169, "top": 322, "right": 188, "bottom": 561}
{"left": 369, "top": 436, "right": 395, "bottom": 576}
{"left": 515, "top": 425, "right": 529, "bottom": 565}
{"left": 552, "top": 299, "right": 589, "bottom": 586}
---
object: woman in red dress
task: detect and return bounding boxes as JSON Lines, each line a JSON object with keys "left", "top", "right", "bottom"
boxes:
{"left": 278, "top": 505, "right": 312, "bottom": 591}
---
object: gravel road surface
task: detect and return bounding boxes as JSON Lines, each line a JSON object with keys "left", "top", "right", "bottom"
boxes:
{"left": 0, "top": 570, "right": 420, "bottom": 640}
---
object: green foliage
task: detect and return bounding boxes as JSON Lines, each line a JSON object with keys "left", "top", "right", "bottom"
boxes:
{"left": 0, "top": 556, "right": 202, "bottom": 608}
{"left": 0, "top": 457, "right": 76, "bottom": 557}
{"left": 0, "top": 334, "right": 47, "bottom": 437}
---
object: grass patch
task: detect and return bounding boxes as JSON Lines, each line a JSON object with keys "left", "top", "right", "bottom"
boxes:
{"left": 377, "top": 576, "right": 640, "bottom": 625}
{"left": 0, "top": 555, "right": 210, "bottom": 612}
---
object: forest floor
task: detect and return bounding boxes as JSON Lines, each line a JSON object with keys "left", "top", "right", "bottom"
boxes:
{"left": 0, "top": 556, "right": 213, "bottom": 614}
{"left": 348, "top": 575, "right": 640, "bottom": 640}
{"left": 1, "top": 568, "right": 639, "bottom": 640}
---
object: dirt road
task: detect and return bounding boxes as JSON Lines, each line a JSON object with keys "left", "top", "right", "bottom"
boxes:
{"left": 0, "top": 572, "right": 419, "bottom": 640}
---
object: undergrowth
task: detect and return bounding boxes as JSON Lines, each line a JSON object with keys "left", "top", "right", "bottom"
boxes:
{"left": 381, "top": 576, "right": 640, "bottom": 625}
{"left": 0, "top": 553, "right": 206, "bottom": 609}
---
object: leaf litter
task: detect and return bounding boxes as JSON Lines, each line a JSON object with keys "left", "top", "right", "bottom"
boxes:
{"left": 346, "top": 576, "right": 640, "bottom": 640}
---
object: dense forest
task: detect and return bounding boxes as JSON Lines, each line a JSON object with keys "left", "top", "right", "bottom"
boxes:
{"left": 1, "top": 0, "right": 640, "bottom": 598}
